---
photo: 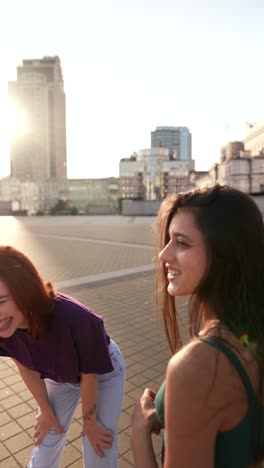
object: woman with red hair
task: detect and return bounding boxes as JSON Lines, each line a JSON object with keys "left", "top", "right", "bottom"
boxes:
{"left": 0, "top": 246, "right": 125, "bottom": 468}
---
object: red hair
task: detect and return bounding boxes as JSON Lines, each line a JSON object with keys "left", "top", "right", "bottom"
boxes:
{"left": 0, "top": 246, "right": 56, "bottom": 339}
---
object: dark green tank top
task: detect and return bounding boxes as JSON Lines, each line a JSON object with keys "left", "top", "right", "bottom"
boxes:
{"left": 155, "top": 337, "right": 264, "bottom": 467}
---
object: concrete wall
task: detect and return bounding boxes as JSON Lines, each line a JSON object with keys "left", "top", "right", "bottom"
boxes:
{"left": 122, "top": 194, "right": 264, "bottom": 218}
{"left": 0, "top": 201, "right": 12, "bottom": 215}
{"left": 87, "top": 206, "right": 118, "bottom": 215}
{"left": 122, "top": 199, "right": 161, "bottom": 216}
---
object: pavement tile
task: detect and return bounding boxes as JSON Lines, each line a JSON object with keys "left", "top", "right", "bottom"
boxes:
{"left": 118, "top": 431, "right": 131, "bottom": 456}
{"left": 122, "top": 448, "right": 135, "bottom": 466}
{"left": 66, "top": 459, "right": 84, "bottom": 467}
{"left": 0, "top": 388, "right": 14, "bottom": 402}
{"left": 140, "top": 354, "right": 166, "bottom": 366}
{"left": 9, "top": 381, "right": 27, "bottom": 393}
{"left": 0, "top": 369, "right": 16, "bottom": 380}
{"left": 126, "top": 387, "right": 146, "bottom": 402}
{"left": 0, "top": 456, "right": 20, "bottom": 467}
{"left": 71, "top": 437, "right": 82, "bottom": 453}
{"left": 17, "top": 389, "right": 33, "bottom": 402}
{"left": 26, "top": 399, "right": 38, "bottom": 411}
{"left": 61, "top": 443, "right": 83, "bottom": 467}
{"left": 122, "top": 357, "right": 137, "bottom": 368}
{"left": 125, "top": 367, "right": 138, "bottom": 379}
{"left": 0, "top": 362, "right": 9, "bottom": 371}
{"left": 127, "top": 363, "right": 146, "bottom": 375}
{"left": 124, "top": 381, "right": 136, "bottom": 393}
{"left": 122, "top": 395, "right": 136, "bottom": 411}
{"left": 7, "top": 402, "right": 33, "bottom": 419}
{"left": 73, "top": 404, "right": 82, "bottom": 420}
{"left": 123, "top": 406, "right": 134, "bottom": 416}
{"left": 3, "top": 431, "right": 33, "bottom": 454}
{"left": 0, "top": 395, "right": 24, "bottom": 411}
{"left": 27, "top": 238, "right": 153, "bottom": 283}
{"left": 3, "top": 375, "right": 21, "bottom": 386}
{"left": 0, "top": 411, "right": 12, "bottom": 427}
{"left": 139, "top": 347, "right": 161, "bottom": 357}
{"left": 17, "top": 411, "right": 36, "bottom": 430}
{"left": 66, "top": 421, "right": 83, "bottom": 442}
{"left": 127, "top": 373, "right": 149, "bottom": 385}
{"left": 142, "top": 367, "right": 163, "bottom": 380}
{"left": 0, "top": 441, "right": 10, "bottom": 462}
{"left": 14, "top": 445, "right": 33, "bottom": 467}
{"left": 7, "top": 361, "right": 17, "bottom": 370}
{"left": 0, "top": 421, "right": 22, "bottom": 442}
{"left": 119, "top": 459, "right": 134, "bottom": 468}
{"left": 118, "top": 412, "right": 131, "bottom": 432}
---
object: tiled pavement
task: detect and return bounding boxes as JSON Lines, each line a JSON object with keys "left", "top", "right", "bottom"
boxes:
{"left": 0, "top": 216, "right": 189, "bottom": 467}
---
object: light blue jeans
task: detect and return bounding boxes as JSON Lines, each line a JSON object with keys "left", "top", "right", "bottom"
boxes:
{"left": 28, "top": 340, "right": 125, "bottom": 468}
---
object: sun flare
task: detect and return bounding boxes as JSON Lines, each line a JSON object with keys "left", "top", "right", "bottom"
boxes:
{"left": 7, "top": 99, "right": 28, "bottom": 139}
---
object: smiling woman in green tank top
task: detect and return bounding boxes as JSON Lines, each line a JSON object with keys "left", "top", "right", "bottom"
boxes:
{"left": 131, "top": 185, "right": 264, "bottom": 468}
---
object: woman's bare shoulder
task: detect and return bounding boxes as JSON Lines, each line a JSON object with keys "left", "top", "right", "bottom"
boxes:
{"left": 168, "top": 339, "right": 218, "bottom": 375}
{"left": 164, "top": 339, "right": 223, "bottom": 439}
{"left": 166, "top": 337, "right": 253, "bottom": 414}
{"left": 167, "top": 340, "right": 219, "bottom": 397}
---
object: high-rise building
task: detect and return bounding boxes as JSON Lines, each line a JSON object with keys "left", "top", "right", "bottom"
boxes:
{"left": 151, "top": 126, "right": 192, "bottom": 160}
{"left": 9, "top": 56, "right": 67, "bottom": 180}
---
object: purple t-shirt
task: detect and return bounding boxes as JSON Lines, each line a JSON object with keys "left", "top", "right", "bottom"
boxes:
{"left": 0, "top": 293, "right": 113, "bottom": 383}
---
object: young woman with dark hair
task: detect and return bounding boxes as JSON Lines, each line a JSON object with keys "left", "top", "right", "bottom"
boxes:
{"left": 0, "top": 246, "right": 125, "bottom": 468}
{"left": 132, "top": 185, "right": 264, "bottom": 468}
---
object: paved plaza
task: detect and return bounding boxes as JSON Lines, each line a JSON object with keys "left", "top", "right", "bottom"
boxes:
{"left": 0, "top": 215, "right": 189, "bottom": 467}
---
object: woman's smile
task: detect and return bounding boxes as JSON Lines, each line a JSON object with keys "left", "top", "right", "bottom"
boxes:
{"left": 159, "top": 211, "right": 208, "bottom": 297}
{"left": 0, "top": 317, "right": 13, "bottom": 330}
{"left": 167, "top": 270, "right": 181, "bottom": 281}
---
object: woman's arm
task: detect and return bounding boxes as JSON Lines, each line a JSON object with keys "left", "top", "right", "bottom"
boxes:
{"left": 12, "top": 358, "right": 64, "bottom": 445}
{"left": 80, "top": 372, "right": 114, "bottom": 458}
{"left": 13, "top": 358, "right": 50, "bottom": 412}
{"left": 163, "top": 341, "right": 220, "bottom": 468}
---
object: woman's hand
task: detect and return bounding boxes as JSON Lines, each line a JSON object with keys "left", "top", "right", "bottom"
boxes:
{"left": 131, "top": 389, "right": 161, "bottom": 468}
{"left": 81, "top": 418, "right": 114, "bottom": 458}
{"left": 132, "top": 388, "right": 162, "bottom": 436}
{"left": 32, "top": 410, "right": 64, "bottom": 446}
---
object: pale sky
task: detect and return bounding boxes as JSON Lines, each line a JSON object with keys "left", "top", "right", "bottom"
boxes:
{"left": 0, "top": 0, "right": 263, "bottom": 179}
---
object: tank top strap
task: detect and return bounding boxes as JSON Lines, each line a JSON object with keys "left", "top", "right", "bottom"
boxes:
{"left": 199, "top": 337, "right": 256, "bottom": 400}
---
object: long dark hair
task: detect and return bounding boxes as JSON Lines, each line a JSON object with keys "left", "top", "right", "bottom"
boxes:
{"left": 0, "top": 246, "right": 56, "bottom": 339}
{"left": 155, "top": 184, "right": 264, "bottom": 354}
{"left": 154, "top": 184, "right": 264, "bottom": 463}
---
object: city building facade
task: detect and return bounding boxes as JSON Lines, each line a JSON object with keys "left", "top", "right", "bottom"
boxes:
{"left": 0, "top": 177, "right": 119, "bottom": 215}
{"left": 192, "top": 140, "right": 264, "bottom": 195}
{"left": 9, "top": 56, "right": 67, "bottom": 180}
{"left": 151, "top": 126, "right": 192, "bottom": 160}
{"left": 244, "top": 122, "right": 264, "bottom": 156}
{"left": 119, "top": 148, "right": 194, "bottom": 201}
{"left": 219, "top": 156, "right": 264, "bottom": 194}
{"left": 58, "top": 178, "right": 119, "bottom": 214}
{"left": 0, "top": 177, "right": 60, "bottom": 214}
{"left": 220, "top": 141, "right": 245, "bottom": 162}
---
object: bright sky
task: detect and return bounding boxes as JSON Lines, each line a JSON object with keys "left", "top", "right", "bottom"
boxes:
{"left": 0, "top": 0, "right": 264, "bottom": 179}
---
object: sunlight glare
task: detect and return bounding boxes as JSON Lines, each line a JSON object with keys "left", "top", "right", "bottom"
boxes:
{"left": 7, "top": 99, "right": 28, "bottom": 140}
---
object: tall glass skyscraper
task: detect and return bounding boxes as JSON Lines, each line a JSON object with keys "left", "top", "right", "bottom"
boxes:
{"left": 151, "top": 126, "right": 192, "bottom": 161}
